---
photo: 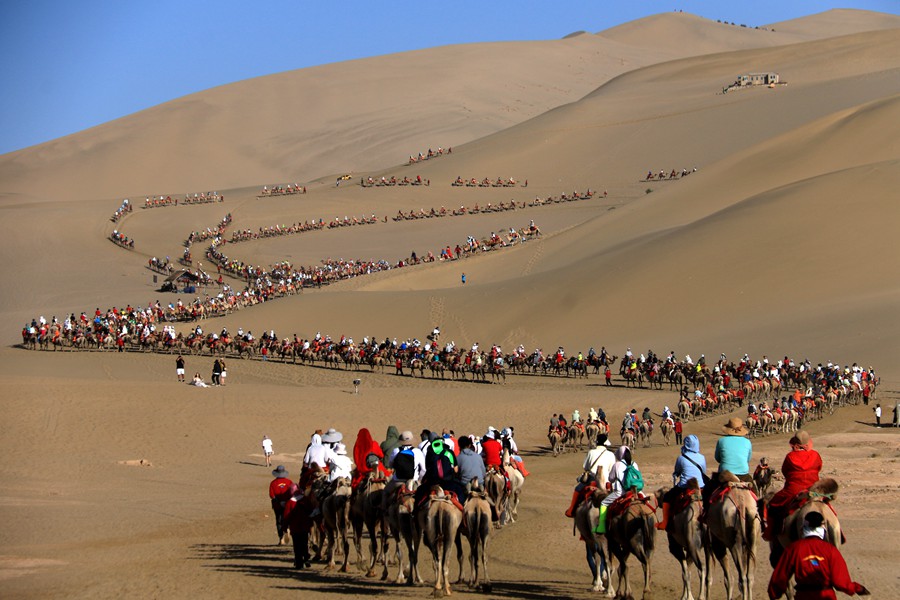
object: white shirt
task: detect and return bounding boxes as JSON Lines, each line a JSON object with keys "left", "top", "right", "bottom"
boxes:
{"left": 583, "top": 446, "right": 617, "bottom": 484}
{"left": 262, "top": 438, "right": 273, "bottom": 454}
{"left": 327, "top": 454, "right": 354, "bottom": 482}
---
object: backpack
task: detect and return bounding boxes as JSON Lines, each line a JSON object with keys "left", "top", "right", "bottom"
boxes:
{"left": 392, "top": 449, "right": 415, "bottom": 481}
{"left": 622, "top": 462, "right": 644, "bottom": 492}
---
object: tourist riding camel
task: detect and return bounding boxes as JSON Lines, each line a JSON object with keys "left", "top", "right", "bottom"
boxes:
{"left": 565, "top": 433, "right": 615, "bottom": 518}
{"left": 594, "top": 445, "right": 640, "bottom": 534}
{"left": 656, "top": 434, "right": 708, "bottom": 530}
{"left": 764, "top": 430, "right": 822, "bottom": 548}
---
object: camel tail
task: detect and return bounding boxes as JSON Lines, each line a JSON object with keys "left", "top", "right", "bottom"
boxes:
{"left": 643, "top": 512, "right": 656, "bottom": 553}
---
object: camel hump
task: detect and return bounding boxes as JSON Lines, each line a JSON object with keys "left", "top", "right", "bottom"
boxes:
{"left": 809, "top": 478, "right": 839, "bottom": 499}
{"left": 718, "top": 470, "right": 740, "bottom": 483}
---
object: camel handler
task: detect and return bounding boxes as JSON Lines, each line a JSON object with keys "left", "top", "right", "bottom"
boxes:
{"left": 565, "top": 433, "right": 615, "bottom": 517}
{"left": 768, "top": 511, "right": 869, "bottom": 599}
{"left": 764, "top": 430, "right": 822, "bottom": 553}
{"left": 268, "top": 465, "right": 295, "bottom": 544}
{"left": 704, "top": 417, "right": 753, "bottom": 506}
{"left": 656, "top": 434, "right": 708, "bottom": 530}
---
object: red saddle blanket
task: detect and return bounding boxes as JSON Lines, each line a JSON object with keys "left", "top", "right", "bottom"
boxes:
{"left": 672, "top": 487, "right": 701, "bottom": 515}
{"left": 710, "top": 482, "right": 758, "bottom": 506}
{"left": 609, "top": 491, "right": 655, "bottom": 517}
{"left": 417, "top": 488, "right": 465, "bottom": 513}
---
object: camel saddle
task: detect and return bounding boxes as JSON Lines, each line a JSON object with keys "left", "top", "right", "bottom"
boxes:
{"left": 609, "top": 491, "right": 654, "bottom": 518}
{"left": 672, "top": 487, "right": 702, "bottom": 515}
{"left": 709, "top": 481, "right": 758, "bottom": 506}
{"left": 418, "top": 488, "right": 465, "bottom": 513}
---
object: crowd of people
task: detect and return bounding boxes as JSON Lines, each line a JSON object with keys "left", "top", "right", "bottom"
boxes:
{"left": 267, "top": 422, "right": 526, "bottom": 569}
{"left": 563, "top": 406, "right": 871, "bottom": 599}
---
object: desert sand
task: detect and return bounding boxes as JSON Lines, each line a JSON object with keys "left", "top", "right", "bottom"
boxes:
{"left": 1, "top": 9, "right": 899, "bottom": 600}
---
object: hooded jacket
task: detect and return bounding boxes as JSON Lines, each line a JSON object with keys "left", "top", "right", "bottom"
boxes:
{"left": 380, "top": 425, "right": 401, "bottom": 463}
{"left": 673, "top": 434, "right": 707, "bottom": 488}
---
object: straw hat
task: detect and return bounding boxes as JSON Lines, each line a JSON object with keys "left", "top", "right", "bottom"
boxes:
{"left": 722, "top": 417, "right": 749, "bottom": 436}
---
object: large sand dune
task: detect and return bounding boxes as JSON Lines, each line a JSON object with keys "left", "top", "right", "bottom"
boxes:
{"left": 1, "top": 9, "right": 899, "bottom": 600}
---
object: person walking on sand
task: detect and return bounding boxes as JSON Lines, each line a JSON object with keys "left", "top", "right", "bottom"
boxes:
{"left": 219, "top": 359, "right": 227, "bottom": 386}
{"left": 461, "top": 272, "right": 467, "bottom": 285}
{"left": 873, "top": 403, "right": 881, "bottom": 427}
{"left": 176, "top": 354, "right": 185, "bottom": 382}
{"left": 262, "top": 435, "right": 274, "bottom": 467}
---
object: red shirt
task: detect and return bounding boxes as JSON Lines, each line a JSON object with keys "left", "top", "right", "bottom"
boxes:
{"left": 768, "top": 536, "right": 865, "bottom": 600}
{"left": 269, "top": 477, "right": 293, "bottom": 501}
{"left": 674, "top": 421, "right": 683, "bottom": 433}
{"left": 482, "top": 438, "right": 502, "bottom": 467}
{"left": 770, "top": 449, "right": 822, "bottom": 508}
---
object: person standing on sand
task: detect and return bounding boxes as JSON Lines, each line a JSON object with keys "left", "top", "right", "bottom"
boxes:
{"left": 873, "top": 404, "right": 881, "bottom": 427}
{"left": 262, "top": 435, "right": 274, "bottom": 467}
{"left": 219, "top": 359, "right": 227, "bottom": 386}
{"left": 176, "top": 355, "right": 185, "bottom": 382}
{"left": 269, "top": 465, "right": 293, "bottom": 545}
{"left": 461, "top": 272, "right": 466, "bottom": 285}
{"left": 212, "top": 359, "right": 222, "bottom": 386}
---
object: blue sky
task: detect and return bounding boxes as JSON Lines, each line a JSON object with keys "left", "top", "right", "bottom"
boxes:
{"left": 1, "top": 0, "right": 897, "bottom": 155}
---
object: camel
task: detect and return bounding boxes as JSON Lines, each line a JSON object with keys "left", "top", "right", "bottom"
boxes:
{"left": 384, "top": 479, "right": 423, "bottom": 585}
{"left": 621, "top": 430, "right": 636, "bottom": 450}
{"left": 549, "top": 430, "right": 564, "bottom": 456}
{"left": 350, "top": 471, "right": 388, "bottom": 578}
{"left": 573, "top": 486, "right": 612, "bottom": 594}
{"left": 483, "top": 467, "right": 507, "bottom": 528}
{"left": 568, "top": 423, "right": 586, "bottom": 452}
{"left": 656, "top": 482, "right": 708, "bottom": 600}
{"left": 639, "top": 421, "right": 653, "bottom": 448}
{"left": 418, "top": 486, "right": 463, "bottom": 598}
{"left": 606, "top": 495, "right": 656, "bottom": 600}
{"left": 459, "top": 485, "right": 492, "bottom": 592}
{"left": 704, "top": 473, "right": 759, "bottom": 600}
{"left": 502, "top": 450, "right": 525, "bottom": 525}
{"left": 678, "top": 400, "right": 692, "bottom": 421}
{"left": 660, "top": 419, "right": 674, "bottom": 446}
{"left": 322, "top": 478, "right": 353, "bottom": 572}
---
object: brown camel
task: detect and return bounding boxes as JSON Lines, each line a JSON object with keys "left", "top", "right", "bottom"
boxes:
{"left": 573, "top": 487, "right": 612, "bottom": 593}
{"left": 384, "top": 479, "right": 423, "bottom": 585}
{"left": 656, "top": 481, "right": 708, "bottom": 600}
{"left": 549, "top": 430, "right": 564, "bottom": 456}
{"left": 459, "top": 486, "right": 492, "bottom": 592}
{"left": 621, "top": 430, "right": 636, "bottom": 450}
{"left": 660, "top": 419, "right": 673, "bottom": 446}
{"left": 322, "top": 477, "right": 353, "bottom": 572}
{"left": 606, "top": 495, "right": 656, "bottom": 600}
{"left": 704, "top": 473, "right": 759, "bottom": 600}
{"left": 483, "top": 467, "right": 507, "bottom": 527}
{"left": 639, "top": 421, "right": 653, "bottom": 447}
{"left": 418, "top": 486, "right": 464, "bottom": 598}
{"left": 350, "top": 471, "right": 388, "bottom": 578}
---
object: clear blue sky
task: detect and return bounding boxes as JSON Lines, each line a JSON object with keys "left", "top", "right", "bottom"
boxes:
{"left": 1, "top": 0, "right": 897, "bottom": 155}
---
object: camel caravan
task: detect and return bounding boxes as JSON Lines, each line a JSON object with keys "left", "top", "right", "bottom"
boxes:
{"left": 407, "top": 146, "right": 450, "bottom": 164}
{"left": 272, "top": 426, "right": 523, "bottom": 596}
{"left": 257, "top": 184, "right": 306, "bottom": 197}
{"left": 109, "top": 198, "right": 133, "bottom": 223}
{"left": 564, "top": 411, "right": 865, "bottom": 600}
{"left": 452, "top": 176, "right": 521, "bottom": 187}
{"left": 641, "top": 167, "right": 698, "bottom": 181}
{"left": 108, "top": 230, "right": 134, "bottom": 250}
{"left": 361, "top": 175, "right": 430, "bottom": 187}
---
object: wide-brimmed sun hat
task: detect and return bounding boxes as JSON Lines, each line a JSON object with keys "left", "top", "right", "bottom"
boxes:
{"left": 722, "top": 417, "right": 749, "bottom": 436}
{"left": 321, "top": 428, "right": 343, "bottom": 444}
{"left": 272, "top": 465, "right": 289, "bottom": 478}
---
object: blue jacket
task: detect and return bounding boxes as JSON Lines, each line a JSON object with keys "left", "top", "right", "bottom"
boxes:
{"left": 715, "top": 435, "right": 752, "bottom": 476}
{"left": 673, "top": 435, "right": 707, "bottom": 488}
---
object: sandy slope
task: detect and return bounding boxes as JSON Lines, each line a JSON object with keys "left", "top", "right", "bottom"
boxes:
{"left": 1, "top": 9, "right": 899, "bottom": 600}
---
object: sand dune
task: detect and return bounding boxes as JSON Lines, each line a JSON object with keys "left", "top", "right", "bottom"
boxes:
{"left": 2, "top": 9, "right": 900, "bottom": 600}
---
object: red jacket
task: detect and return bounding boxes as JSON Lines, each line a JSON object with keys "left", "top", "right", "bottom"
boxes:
{"left": 768, "top": 536, "right": 865, "bottom": 599}
{"left": 482, "top": 439, "right": 502, "bottom": 467}
{"left": 269, "top": 477, "right": 293, "bottom": 502}
{"left": 770, "top": 449, "right": 822, "bottom": 508}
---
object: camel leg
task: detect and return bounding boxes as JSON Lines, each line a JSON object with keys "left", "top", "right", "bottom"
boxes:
{"left": 480, "top": 527, "right": 491, "bottom": 593}
{"left": 586, "top": 542, "right": 602, "bottom": 592}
